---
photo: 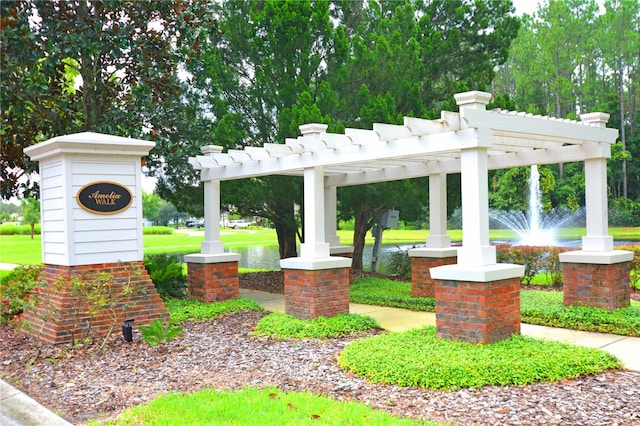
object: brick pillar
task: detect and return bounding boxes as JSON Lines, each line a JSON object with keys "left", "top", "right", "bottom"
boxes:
{"left": 331, "top": 249, "right": 353, "bottom": 285}
{"left": 563, "top": 261, "right": 631, "bottom": 311}
{"left": 187, "top": 261, "right": 239, "bottom": 303}
{"left": 24, "top": 262, "right": 169, "bottom": 345}
{"left": 434, "top": 277, "right": 521, "bottom": 344}
{"left": 411, "top": 255, "right": 457, "bottom": 298}
{"left": 283, "top": 267, "right": 350, "bottom": 319}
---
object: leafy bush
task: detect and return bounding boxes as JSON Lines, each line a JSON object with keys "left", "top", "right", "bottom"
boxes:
{"left": 138, "top": 318, "right": 184, "bottom": 347}
{"left": 143, "top": 253, "right": 187, "bottom": 298}
{"left": 350, "top": 278, "right": 435, "bottom": 311}
{"left": 142, "top": 226, "right": 174, "bottom": 235}
{"left": 496, "top": 244, "right": 569, "bottom": 285}
{"left": 521, "top": 291, "right": 640, "bottom": 336}
{"left": 618, "top": 244, "right": 640, "bottom": 289}
{"left": 0, "top": 264, "right": 43, "bottom": 323}
{"left": 254, "top": 312, "right": 380, "bottom": 339}
{"left": 165, "top": 297, "right": 263, "bottom": 323}
{"left": 386, "top": 248, "right": 412, "bottom": 278}
{"left": 609, "top": 197, "right": 640, "bottom": 227}
{"left": 339, "top": 326, "right": 620, "bottom": 390}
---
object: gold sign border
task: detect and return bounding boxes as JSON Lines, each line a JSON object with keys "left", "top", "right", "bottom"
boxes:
{"left": 76, "top": 181, "right": 134, "bottom": 215}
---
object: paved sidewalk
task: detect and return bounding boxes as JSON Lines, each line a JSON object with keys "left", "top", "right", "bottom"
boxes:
{"left": 240, "top": 288, "right": 640, "bottom": 372}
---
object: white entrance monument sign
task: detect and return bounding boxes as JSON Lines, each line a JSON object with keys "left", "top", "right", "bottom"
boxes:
{"left": 24, "top": 132, "right": 168, "bottom": 345}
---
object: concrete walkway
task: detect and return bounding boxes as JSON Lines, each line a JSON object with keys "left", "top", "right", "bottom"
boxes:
{"left": 2, "top": 289, "right": 638, "bottom": 425}
{"left": 240, "top": 288, "right": 640, "bottom": 372}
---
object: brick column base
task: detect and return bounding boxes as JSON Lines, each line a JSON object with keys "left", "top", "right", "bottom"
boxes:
{"left": 24, "top": 262, "right": 168, "bottom": 345}
{"left": 411, "top": 256, "right": 457, "bottom": 298}
{"left": 283, "top": 268, "right": 350, "bottom": 319}
{"left": 563, "top": 262, "right": 631, "bottom": 311}
{"left": 434, "top": 277, "right": 521, "bottom": 344}
{"left": 187, "top": 261, "right": 239, "bottom": 303}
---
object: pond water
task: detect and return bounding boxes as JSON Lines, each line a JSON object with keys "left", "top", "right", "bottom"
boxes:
{"left": 227, "top": 240, "right": 637, "bottom": 272}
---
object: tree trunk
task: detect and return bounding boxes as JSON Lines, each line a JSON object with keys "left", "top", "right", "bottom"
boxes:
{"left": 30, "top": 223, "right": 35, "bottom": 240}
{"left": 351, "top": 204, "right": 387, "bottom": 271}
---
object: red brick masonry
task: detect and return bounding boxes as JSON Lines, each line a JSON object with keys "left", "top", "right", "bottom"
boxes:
{"left": 411, "top": 255, "right": 457, "bottom": 298}
{"left": 283, "top": 267, "right": 350, "bottom": 319}
{"left": 563, "top": 261, "right": 631, "bottom": 311}
{"left": 25, "top": 262, "right": 168, "bottom": 345}
{"left": 187, "top": 261, "right": 240, "bottom": 303}
{"left": 434, "top": 277, "right": 521, "bottom": 344}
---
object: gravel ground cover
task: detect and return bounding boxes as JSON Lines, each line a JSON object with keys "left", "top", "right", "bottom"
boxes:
{"left": 0, "top": 272, "right": 638, "bottom": 425}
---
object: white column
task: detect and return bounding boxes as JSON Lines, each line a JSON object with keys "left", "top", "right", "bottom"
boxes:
{"left": 457, "top": 147, "right": 496, "bottom": 266}
{"left": 200, "top": 179, "right": 224, "bottom": 254}
{"left": 426, "top": 173, "right": 451, "bottom": 248}
{"left": 582, "top": 158, "right": 613, "bottom": 252}
{"left": 300, "top": 166, "right": 330, "bottom": 259}
{"left": 324, "top": 185, "right": 340, "bottom": 247}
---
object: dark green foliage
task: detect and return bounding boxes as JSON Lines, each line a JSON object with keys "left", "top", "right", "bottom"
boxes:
{"left": 618, "top": 244, "right": 640, "bottom": 289}
{"left": 339, "top": 326, "right": 621, "bottom": 390}
{"left": 496, "top": 244, "right": 569, "bottom": 285}
{"left": 165, "top": 298, "right": 263, "bottom": 323}
{"left": 0, "top": 264, "right": 42, "bottom": 323}
{"left": 521, "top": 291, "right": 640, "bottom": 337}
{"left": 609, "top": 198, "right": 640, "bottom": 227}
{"left": 350, "top": 278, "right": 435, "bottom": 312}
{"left": 142, "top": 226, "right": 174, "bottom": 235}
{"left": 143, "top": 253, "right": 187, "bottom": 299}
{"left": 254, "top": 312, "right": 380, "bottom": 339}
{"left": 138, "top": 318, "right": 184, "bottom": 347}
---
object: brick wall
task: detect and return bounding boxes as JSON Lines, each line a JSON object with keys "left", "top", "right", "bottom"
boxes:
{"left": 187, "top": 261, "right": 239, "bottom": 303}
{"left": 24, "top": 262, "right": 168, "bottom": 345}
{"left": 283, "top": 268, "right": 350, "bottom": 319}
{"left": 563, "top": 261, "right": 631, "bottom": 311}
{"left": 411, "top": 255, "right": 457, "bottom": 298}
{"left": 434, "top": 277, "right": 521, "bottom": 344}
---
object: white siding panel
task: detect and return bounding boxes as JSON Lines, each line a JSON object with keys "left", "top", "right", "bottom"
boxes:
{"left": 43, "top": 241, "right": 66, "bottom": 255}
{"left": 75, "top": 251, "right": 138, "bottom": 265}
{"left": 72, "top": 161, "right": 135, "bottom": 176}
{"left": 44, "top": 253, "right": 67, "bottom": 265}
{"left": 41, "top": 174, "right": 64, "bottom": 191}
{"left": 43, "top": 231, "right": 65, "bottom": 243}
{"left": 41, "top": 186, "right": 64, "bottom": 202}
{"left": 73, "top": 218, "right": 138, "bottom": 231}
{"left": 43, "top": 220, "right": 65, "bottom": 232}
{"left": 75, "top": 239, "right": 138, "bottom": 255}
{"left": 74, "top": 229, "right": 137, "bottom": 243}
{"left": 42, "top": 208, "right": 65, "bottom": 222}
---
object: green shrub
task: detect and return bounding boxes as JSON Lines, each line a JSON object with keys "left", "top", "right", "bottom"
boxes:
{"left": 0, "top": 224, "right": 41, "bottom": 235}
{"left": 339, "top": 326, "right": 620, "bottom": 390}
{"left": 142, "top": 226, "right": 174, "bottom": 235}
{"left": 521, "top": 290, "right": 640, "bottom": 336}
{"left": 254, "top": 312, "right": 380, "bottom": 339}
{"left": 143, "top": 253, "right": 187, "bottom": 298}
{"left": 0, "top": 264, "right": 43, "bottom": 323}
{"left": 165, "top": 297, "right": 263, "bottom": 323}
{"left": 618, "top": 244, "right": 640, "bottom": 289}
{"left": 386, "top": 249, "right": 412, "bottom": 278}
{"left": 496, "top": 244, "right": 569, "bottom": 285}
{"left": 609, "top": 197, "right": 640, "bottom": 227}
{"left": 138, "top": 318, "right": 184, "bottom": 347}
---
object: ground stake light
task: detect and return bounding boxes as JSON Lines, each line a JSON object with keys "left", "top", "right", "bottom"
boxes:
{"left": 122, "top": 318, "right": 134, "bottom": 342}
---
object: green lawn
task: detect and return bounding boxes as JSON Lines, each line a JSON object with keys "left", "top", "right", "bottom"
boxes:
{"left": 2, "top": 226, "right": 638, "bottom": 266}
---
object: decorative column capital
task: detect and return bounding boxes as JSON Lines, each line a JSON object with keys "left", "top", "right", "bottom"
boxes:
{"left": 299, "top": 123, "right": 328, "bottom": 136}
{"left": 580, "top": 112, "right": 610, "bottom": 128}
{"left": 454, "top": 91, "right": 492, "bottom": 109}
{"left": 201, "top": 145, "right": 224, "bottom": 156}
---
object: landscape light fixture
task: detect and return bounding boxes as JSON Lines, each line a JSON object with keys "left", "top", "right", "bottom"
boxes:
{"left": 122, "top": 318, "right": 134, "bottom": 342}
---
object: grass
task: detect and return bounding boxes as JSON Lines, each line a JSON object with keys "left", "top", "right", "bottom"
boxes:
{"left": 90, "top": 386, "right": 435, "bottom": 426}
{"left": 3, "top": 226, "right": 638, "bottom": 265}
{"left": 338, "top": 326, "right": 621, "bottom": 391}
{"left": 349, "top": 278, "right": 640, "bottom": 337}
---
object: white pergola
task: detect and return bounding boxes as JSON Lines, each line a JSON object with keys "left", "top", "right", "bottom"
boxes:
{"left": 187, "top": 91, "right": 622, "bottom": 277}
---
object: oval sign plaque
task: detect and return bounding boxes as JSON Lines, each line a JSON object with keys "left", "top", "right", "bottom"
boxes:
{"left": 77, "top": 181, "right": 133, "bottom": 215}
